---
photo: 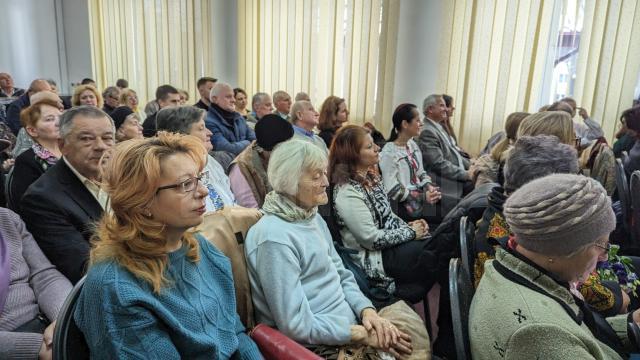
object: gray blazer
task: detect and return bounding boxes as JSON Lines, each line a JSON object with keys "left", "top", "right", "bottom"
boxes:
{"left": 416, "top": 118, "right": 470, "bottom": 201}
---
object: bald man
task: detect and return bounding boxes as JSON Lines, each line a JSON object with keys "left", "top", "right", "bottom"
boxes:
{"left": 0, "top": 73, "right": 25, "bottom": 98}
{"left": 5, "top": 79, "right": 52, "bottom": 134}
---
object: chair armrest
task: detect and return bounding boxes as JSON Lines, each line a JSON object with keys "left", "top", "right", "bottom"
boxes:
{"left": 249, "top": 324, "right": 322, "bottom": 360}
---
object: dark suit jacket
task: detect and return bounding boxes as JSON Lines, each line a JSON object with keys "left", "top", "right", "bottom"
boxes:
{"left": 416, "top": 118, "right": 470, "bottom": 201}
{"left": 19, "top": 159, "right": 103, "bottom": 283}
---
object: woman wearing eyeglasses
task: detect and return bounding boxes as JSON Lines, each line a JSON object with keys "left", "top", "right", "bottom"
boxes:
{"left": 73, "top": 133, "right": 262, "bottom": 359}
{"left": 470, "top": 173, "right": 640, "bottom": 359}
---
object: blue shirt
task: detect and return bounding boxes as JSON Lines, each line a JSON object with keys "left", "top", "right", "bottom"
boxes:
{"left": 74, "top": 234, "right": 262, "bottom": 359}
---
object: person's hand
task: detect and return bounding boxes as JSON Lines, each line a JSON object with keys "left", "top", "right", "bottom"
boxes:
{"left": 355, "top": 310, "right": 414, "bottom": 358}
{"left": 632, "top": 309, "right": 640, "bottom": 324}
{"left": 621, "top": 290, "right": 631, "bottom": 314}
{"left": 466, "top": 165, "right": 478, "bottom": 181}
{"left": 409, "top": 219, "right": 429, "bottom": 239}
{"left": 1, "top": 158, "right": 14, "bottom": 171}
{"left": 425, "top": 185, "right": 441, "bottom": 204}
{"left": 578, "top": 107, "right": 589, "bottom": 119}
{"left": 39, "top": 320, "right": 55, "bottom": 360}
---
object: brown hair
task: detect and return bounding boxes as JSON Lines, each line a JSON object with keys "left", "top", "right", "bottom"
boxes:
{"left": 490, "top": 112, "right": 530, "bottom": 161}
{"left": 72, "top": 84, "right": 104, "bottom": 109}
{"left": 328, "top": 125, "right": 377, "bottom": 187}
{"left": 90, "top": 132, "right": 206, "bottom": 293}
{"left": 318, "top": 96, "right": 346, "bottom": 131}
{"left": 20, "top": 99, "right": 62, "bottom": 129}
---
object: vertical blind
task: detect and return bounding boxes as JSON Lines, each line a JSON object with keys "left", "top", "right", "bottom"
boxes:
{"left": 439, "top": 0, "right": 640, "bottom": 155}
{"left": 88, "top": 0, "right": 217, "bottom": 105}
{"left": 237, "top": 0, "right": 400, "bottom": 131}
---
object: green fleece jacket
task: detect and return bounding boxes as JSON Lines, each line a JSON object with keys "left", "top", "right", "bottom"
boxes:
{"left": 470, "top": 248, "right": 628, "bottom": 360}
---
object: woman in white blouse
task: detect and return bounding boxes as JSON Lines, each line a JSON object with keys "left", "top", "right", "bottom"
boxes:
{"left": 379, "top": 103, "right": 441, "bottom": 222}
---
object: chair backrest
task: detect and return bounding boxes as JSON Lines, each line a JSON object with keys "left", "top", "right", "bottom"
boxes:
{"left": 449, "top": 258, "right": 473, "bottom": 360}
{"left": 53, "top": 276, "right": 89, "bottom": 360}
{"left": 615, "top": 158, "right": 631, "bottom": 233}
{"left": 459, "top": 216, "right": 475, "bottom": 285}
{"left": 194, "top": 207, "right": 263, "bottom": 328}
{"left": 630, "top": 171, "right": 640, "bottom": 245}
{"left": 592, "top": 146, "right": 616, "bottom": 195}
{"left": 622, "top": 151, "right": 630, "bottom": 167}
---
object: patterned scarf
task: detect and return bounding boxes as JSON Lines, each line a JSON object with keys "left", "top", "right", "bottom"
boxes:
{"left": 32, "top": 142, "right": 59, "bottom": 165}
{"left": 261, "top": 191, "right": 316, "bottom": 222}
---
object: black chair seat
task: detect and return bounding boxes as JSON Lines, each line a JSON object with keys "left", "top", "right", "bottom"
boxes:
{"left": 53, "top": 276, "right": 89, "bottom": 360}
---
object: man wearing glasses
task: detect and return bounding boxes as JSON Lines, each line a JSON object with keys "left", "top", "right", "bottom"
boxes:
{"left": 102, "top": 86, "right": 121, "bottom": 114}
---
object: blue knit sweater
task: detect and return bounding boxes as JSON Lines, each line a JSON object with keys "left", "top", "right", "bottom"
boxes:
{"left": 74, "top": 234, "right": 262, "bottom": 359}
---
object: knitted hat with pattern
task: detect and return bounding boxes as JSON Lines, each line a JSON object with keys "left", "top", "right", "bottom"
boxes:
{"left": 503, "top": 174, "right": 615, "bottom": 256}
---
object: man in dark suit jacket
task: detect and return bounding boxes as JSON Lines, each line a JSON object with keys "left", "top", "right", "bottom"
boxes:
{"left": 141, "top": 84, "right": 181, "bottom": 137}
{"left": 20, "top": 106, "right": 115, "bottom": 283}
{"left": 416, "top": 94, "right": 475, "bottom": 210}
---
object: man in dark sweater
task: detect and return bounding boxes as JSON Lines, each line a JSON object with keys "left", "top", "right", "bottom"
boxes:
{"left": 194, "top": 76, "right": 217, "bottom": 110}
{"left": 141, "top": 84, "right": 181, "bottom": 137}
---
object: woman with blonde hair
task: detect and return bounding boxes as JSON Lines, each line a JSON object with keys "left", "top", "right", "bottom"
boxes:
{"left": 71, "top": 84, "right": 103, "bottom": 109}
{"left": 474, "top": 112, "right": 529, "bottom": 186}
{"left": 118, "top": 88, "right": 146, "bottom": 122}
{"left": 74, "top": 133, "right": 261, "bottom": 359}
{"left": 517, "top": 110, "right": 575, "bottom": 145}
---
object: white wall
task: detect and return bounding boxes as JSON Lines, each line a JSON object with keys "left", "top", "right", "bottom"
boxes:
{"left": 392, "top": 0, "right": 445, "bottom": 109}
{"left": 0, "top": 0, "right": 63, "bottom": 91}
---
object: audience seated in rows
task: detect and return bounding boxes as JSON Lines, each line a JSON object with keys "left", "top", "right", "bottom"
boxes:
{"left": 229, "top": 114, "right": 293, "bottom": 208}
{"left": 0, "top": 72, "right": 25, "bottom": 98}
{"left": 470, "top": 174, "right": 635, "bottom": 358}
{"left": 246, "top": 139, "right": 429, "bottom": 359}
{"left": 290, "top": 100, "right": 328, "bottom": 153}
{"left": 473, "top": 112, "right": 529, "bottom": 187}
{"left": 246, "top": 92, "right": 273, "bottom": 129}
{"left": 19, "top": 106, "right": 114, "bottom": 283}
{"left": 7, "top": 99, "right": 62, "bottom": 211}
{"left": 142, "top": 85, "right": 181, "bottom": 137}
{"left": 0, "top": 207, "right": 72, "bottom": 360}
{"left": 272, "top": 90, "right": 292, "bottom": 121}
{"left": 416, "top": 94, "right": 474, "bottom": 209}
{"left": 6, "top": 79, "right": 52, "bottom": 135}
{"left": 318, "top": 95, "right": 349, "bottom": 148}
{"left": 71, "top": 85, "right": 102, "bottom": 109}
{"left": 329, "top": 125, "right": 437, "bottom": 302}
{"left": 206, "top": 82, "right": 256, "bottom": 155}
{"left": 74, "top": 133, "right": 261, "bottom": 359}
{"left": 194, "top": 76, "right": 217, "bottom": 111}
{"left": 379, "top": 103, "right": 441, "bottom": 224}
{"left": 110, "top": 106, "right": 143, "bottom": 142}
{"left": 156, "top": 106, "right": 236, "bottom": 211}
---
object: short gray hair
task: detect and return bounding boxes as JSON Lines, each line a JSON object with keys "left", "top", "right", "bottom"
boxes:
{"left": 289, "top": 100, "right": 313, "bottom": 124}
{"left": 295, "top": 92, "right": 310, "bottom": 102}
{"left": 272, "top": 90, "right": 290, "bottom": 102}
{"left": 209, "top": 82, "right": 232, "bottom": 100}
{"left": 59, "top": 105, "right": 115, "bottom": 140}
{"left": 252, "top": 92, "right": 270, "bottom": 110}
{"left": 422, "top": 94, "right": 441, "bottom": 113}
{"left": 504, "top": 135, "right": 579, "bottom": 193}
{"left": 102, "top": 86, "right": 120, "bottom": 99}
{"left": 268, "top": 139, "right": 327, "bottom": 196}
{"left": 156, "top": 106, "right": 206, "bottom": 134}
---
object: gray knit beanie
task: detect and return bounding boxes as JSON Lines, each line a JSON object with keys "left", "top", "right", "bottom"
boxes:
{"left": 503, "top": 174, "right": 615, "bottom": 256}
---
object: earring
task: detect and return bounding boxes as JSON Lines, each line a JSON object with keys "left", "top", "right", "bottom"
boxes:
{"left": 547, "top": 258, "right": 554, "bottom": 263}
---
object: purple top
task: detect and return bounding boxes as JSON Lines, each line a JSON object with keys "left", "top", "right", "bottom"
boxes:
{"left": 0, "top": 231, "right": 9, "bottom": 314}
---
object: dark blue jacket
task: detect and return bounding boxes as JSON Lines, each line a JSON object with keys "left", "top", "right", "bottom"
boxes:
{"left": 6, "top": 93, "right": 30, "bottom": 134}
{"left": 206, "top": 106, "right": 255, "bottom": 156}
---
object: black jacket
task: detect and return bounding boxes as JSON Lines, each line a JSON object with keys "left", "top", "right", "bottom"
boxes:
{"left": 7, "top": 148, "right": 53, "bottom": 212}
{"left": 19, "top": 159, "right": 104, "bottom": 283}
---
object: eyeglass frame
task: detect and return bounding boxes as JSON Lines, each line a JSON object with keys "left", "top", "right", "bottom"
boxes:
{"left": 155, "top": 171, "right": 209, "bottom": 195}
{"left": 593, "top": 242, "right": 611, "bottom": 254}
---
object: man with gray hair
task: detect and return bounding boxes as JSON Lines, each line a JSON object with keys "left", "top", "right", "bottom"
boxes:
{"left": 290, "top": 100, "right": 327, "bottom": 153}
{"left": 246, "top": 92, "right": 273, "bottom": 129}
{"left": 416, "top": 94, "right": 473, "bottom": 206}
{"left": 5, "top": 78, "right": 52, "bottom": 134}
{"left": 0, "top": 72, "right": 25, "bottom": 98}
{"left": 294, "top": 91, "right": 310, "bottom": 102}
{"left": 102, "top": 86, "right": 121, "bottom": 114}
{"left": 206, "top": 82, "right": 255, "bottom": 155}
{"left": 19, "top": 106, "right": 115, "bottom": 283}
{"left": 273, "top": 90, "right": 292, "bottom": 120}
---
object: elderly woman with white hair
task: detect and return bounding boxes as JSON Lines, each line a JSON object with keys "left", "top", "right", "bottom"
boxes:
{"left": 470, "top": 173, "right": 640, "bottom": 359}
{"left": 245, "top": 139, "right": 429, "bottom": 359}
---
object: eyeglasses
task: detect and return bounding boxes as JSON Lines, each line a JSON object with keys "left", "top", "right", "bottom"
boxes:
{"left": 156, "top": 171, "right": 209, "bottom": 194}
{"left": 594, "top": 242, "right": 611, "bottom": 254}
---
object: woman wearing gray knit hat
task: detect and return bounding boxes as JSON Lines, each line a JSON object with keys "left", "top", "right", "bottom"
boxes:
{"left": 470, "top": 173, "right": 640, "bottom": 359}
